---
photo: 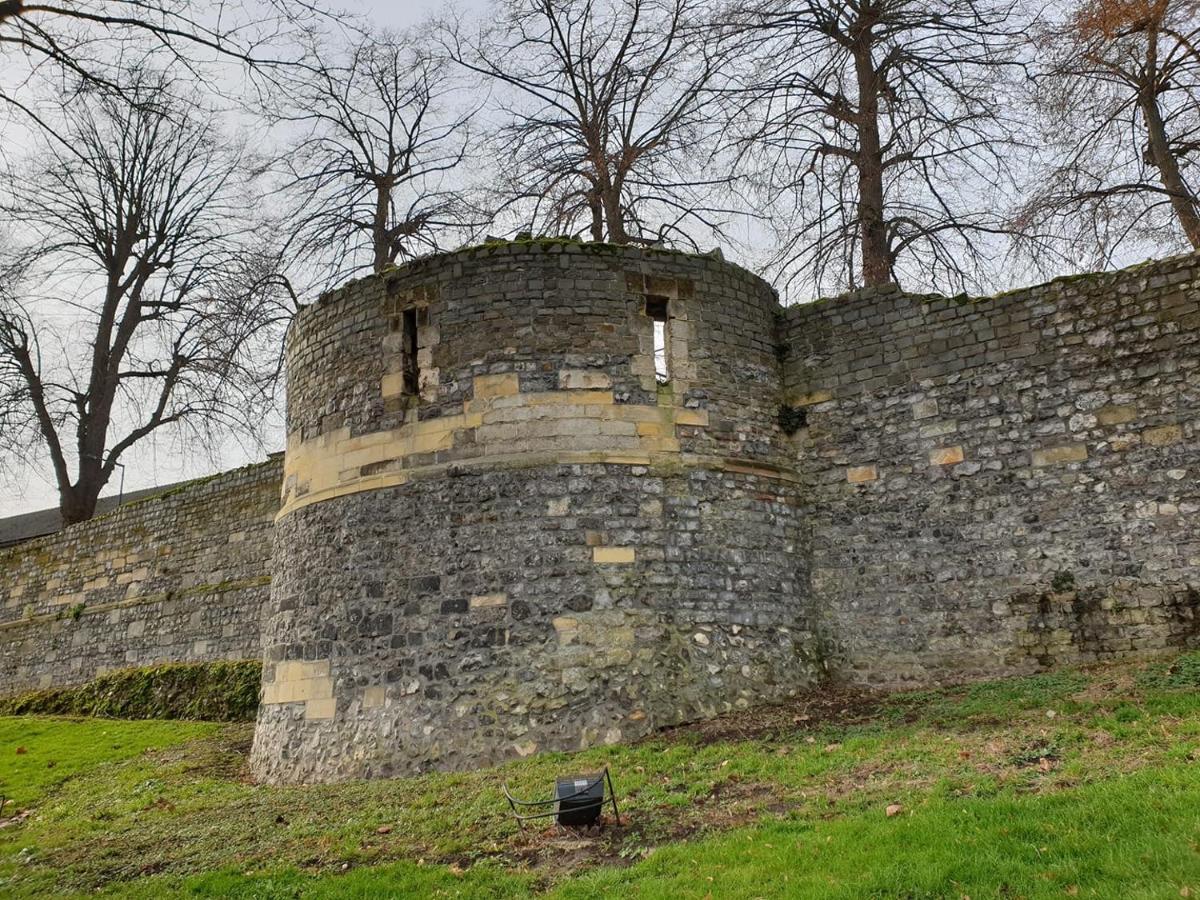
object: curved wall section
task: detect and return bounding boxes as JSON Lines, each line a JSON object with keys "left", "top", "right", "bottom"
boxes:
{"left": 250, "top": 243, "right": 816, "bottom": 783}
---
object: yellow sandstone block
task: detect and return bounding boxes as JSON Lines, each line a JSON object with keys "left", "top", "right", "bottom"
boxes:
{"left": 847, "top": 465, "right": 877, "bottom": 483}
{"left": 1097, "top": 405, "right": 1137, "bottom": 426}
{"left": 381, "top": 371, "right": 407, "bottom": 399}
{"left": 1032, "top": 444, "right": 1088, "bottom": 467}
{"left": 362, "top": 686, "right": 386, "bottom": 709}
{"left": 473, "top": 373, "right": 520, "bottom": 399}
{"left": 552, "top": 616, "right": 579, "bottom": 644}
{"left": 593, "top": 547, "right": 636, "bottom": 564}
{"left": 304, "top": 697, "right": 337, "bottom": 720}
{"left": 1143, "top": 424, "right": 1183, "bottom": 447}
{"left": 929, "top": 445, "right": 965, "bottom": 466}
{"left": 470, "top": 593, "right": 507, "bottom": 609}
{"left": 674, "top": 409, "right": 709, "bottom": 427}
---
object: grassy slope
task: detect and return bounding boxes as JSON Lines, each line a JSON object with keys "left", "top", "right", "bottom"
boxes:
{"left": 0, "top": 657, "right": 1198, "bottom": 898}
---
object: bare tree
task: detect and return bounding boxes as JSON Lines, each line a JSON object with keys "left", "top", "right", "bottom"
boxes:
{"left": 270, "top": 29, "right": 477, "bottom": 285}
{"left": 1021, "top": 0, "right": 1200, "bottom": 266}
{"left": 725, "top": 0, "right": 1029, "bottom": 293}
{"left": 0, "top": 1, "right": 339, "bottom": 98}
{"left": 0, "top": 74, "right": 291, "bottom": 524}
{"left": 445, "top": 0, "right": 737, "bottom": 246}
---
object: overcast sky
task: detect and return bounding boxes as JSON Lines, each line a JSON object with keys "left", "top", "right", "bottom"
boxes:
{"left": 0, "top": 0, "right": 485, "bottom": 518}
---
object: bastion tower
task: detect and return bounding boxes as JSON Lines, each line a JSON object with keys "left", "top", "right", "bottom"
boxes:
{"left": 249, "top": 242, "right": 816, "bottom": 783}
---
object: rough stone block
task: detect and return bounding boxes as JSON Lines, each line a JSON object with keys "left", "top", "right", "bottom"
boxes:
{"left": 1032, "top": 444, "right": 1088, "bottom": 467}
{"left": 929, "top": 446, "right": 964, "bottom": 466}
{"left": 1097, "top": 405, "right": 1137, "bottom": 426}
{"left": 1143, "top": 424, "right": 1183, "bottom": 447}
{"left": 846, "top": 465, "right": 878, "bottom": 483}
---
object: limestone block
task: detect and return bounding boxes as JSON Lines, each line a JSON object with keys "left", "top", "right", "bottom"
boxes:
{"left": 847, "top": 465, "right": 878, "bottom": 483}
{"left": 929, "top": 446, "right": 965, "bottom": 466}
{"left": 558, "top": 370, "right": 613, "bottom": 390}
{"left": 1032, "top": 444, "right": 1088, "bottom": 466}
{"left": 912, "top": 399, "right": 939, "bottom": 420}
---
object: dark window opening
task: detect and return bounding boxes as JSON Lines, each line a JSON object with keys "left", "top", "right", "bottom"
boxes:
{"left": 645, "top": 295, "right": 670, "bottom": 383}
{"left": 402, "top": 307, "right": 419, "bottom": 395}
{"left": 778, "top": 405, "right": 808, "bottom": 435}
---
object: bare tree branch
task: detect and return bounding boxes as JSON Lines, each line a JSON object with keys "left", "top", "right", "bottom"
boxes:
{"left": 443, "top": 0, "right": 740, "bottom": 247}
{"left": 0, "top": 71, "right": 290, "bottom": 523}
{"left": 267, "top": 27, "right": 481, "bottom": 287}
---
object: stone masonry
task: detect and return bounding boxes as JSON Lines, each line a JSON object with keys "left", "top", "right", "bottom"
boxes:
{"left": 0, "top": 458, "right": 280, "bottom": 689}
{"left": 1, "top": 243, "right": 1198, "bottom": 784}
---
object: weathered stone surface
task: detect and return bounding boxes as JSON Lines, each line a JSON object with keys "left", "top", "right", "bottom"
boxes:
{"left": 0, "top": 458, "right": 280, "bottom": 690}
{"left": 783, "top": 252, "right": 1200, "bottom": 687}
{"left": 3, "top": 244, "right": 1200, "bottom": 782}
{"left": 250, "top": 244, "right": 818, "bottom": 784}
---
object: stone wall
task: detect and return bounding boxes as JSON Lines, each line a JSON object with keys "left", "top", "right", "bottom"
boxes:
{"left": 783, "top": 254, "right": 1200, "bottom": 686}
{"left": 250, "top": 243, "right": 818, "bottom": 783}
{"left": 4, "top": 242, "right": 1200, "bottom": 784}
{"left": 0, "top": 457, "right": 281, "bottom": 690}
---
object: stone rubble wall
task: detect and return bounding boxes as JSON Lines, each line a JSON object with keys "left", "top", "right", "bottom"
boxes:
{"left": 2, "top": 243, "right": 1199, "bottom": 782}
{"left": 783, "top": 254, "right": 1200, "bottom": 685}
{"left": 0, "top": 457, "right": 281, "bottom": 690}
{"left": 250, "top": 243, "right": 818, "bottom": 783}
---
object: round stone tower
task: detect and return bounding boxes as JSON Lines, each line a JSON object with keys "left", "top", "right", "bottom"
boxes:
{"left": 250, "top": 241, "right": 816, "bottom": 784}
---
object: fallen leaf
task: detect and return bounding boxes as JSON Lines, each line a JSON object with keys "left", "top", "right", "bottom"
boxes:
{"left": 886, "top": 804, "right": 903, "bottom": 817}
{"left": 823, "top": 743, "right": 842, "bottom": 753}
{"left": 376, "top": 825, "right": 393, "bottom": 834}
{"left": 14, "top": 747, "right": 26, "bottom": 755}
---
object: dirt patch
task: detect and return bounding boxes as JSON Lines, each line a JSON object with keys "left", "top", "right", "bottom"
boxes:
{"left": 651, "top": 684, "right": 884, "bottom": 746}
{"left": 501, "top": 778, "right": 786, "bottom": 878}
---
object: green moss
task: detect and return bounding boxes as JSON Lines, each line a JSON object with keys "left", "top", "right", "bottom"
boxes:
{"left": 0, "top": 660, "right": 262, "bottom": 722}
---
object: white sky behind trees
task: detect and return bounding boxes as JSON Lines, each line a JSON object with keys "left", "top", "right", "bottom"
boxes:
{"left": 0, "top": 0, "right": 462, "bottom": 516}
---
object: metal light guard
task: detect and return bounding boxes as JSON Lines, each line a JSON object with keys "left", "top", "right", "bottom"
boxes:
{"left": 503, "top": 767, "right": 620, "bottom": 829}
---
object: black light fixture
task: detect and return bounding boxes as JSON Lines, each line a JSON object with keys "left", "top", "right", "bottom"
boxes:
{"left": 503, "top": 767, "right": 621, "bottom": 829}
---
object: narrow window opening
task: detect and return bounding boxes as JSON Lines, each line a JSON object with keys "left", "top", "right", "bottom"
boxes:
{"left": 402, "top": 307, "right": 419, "bottom": 395}
{"left": 645, "top": 295, "right": 670, "bottom": 383}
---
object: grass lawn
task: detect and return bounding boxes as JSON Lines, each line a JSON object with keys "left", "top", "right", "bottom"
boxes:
{"left": 1, "top": 655, "right": 1199, "bottom": 897}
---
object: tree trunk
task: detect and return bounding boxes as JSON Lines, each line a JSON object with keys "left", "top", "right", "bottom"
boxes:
{"left": 59, "top": 474, "right": 102, "bottom": 526}
{"left": 1140, "top": 56, "right": 1200, "bottom": 249}
{"left": 602, "top": 186, "right": 627, "bottom": 244}
{"left": 588, "top": 189, "right": 604, "bottom": 242}
{"left": 372, "top": 178, "right": 393, "bottom": 273}
{"left": 852, "top": 27, "right": 893, "bottom": 287}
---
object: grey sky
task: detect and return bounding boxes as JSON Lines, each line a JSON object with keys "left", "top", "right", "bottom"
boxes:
{"left": 0, "top": 0, "right": 483, "bottom": 517}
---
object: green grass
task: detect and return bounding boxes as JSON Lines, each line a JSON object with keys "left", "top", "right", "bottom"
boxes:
{"left": 0, "top": 717, "right": 217, "bottom": 808}
{"left": 2, "top": 656, "right": 1200, "bottom": 898}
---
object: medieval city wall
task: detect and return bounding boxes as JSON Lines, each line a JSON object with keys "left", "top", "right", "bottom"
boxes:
{"left": 1, "top": 244, "right": 1198, "bottom": 784}
{"left": 783, "top": 255, "right": 1200, "bottom": 686}
{"left": 0, "top": 457, "right": 281, "bottom": 690}
{"left": 250, "top": 243, "right": 818, "bottom": 783}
